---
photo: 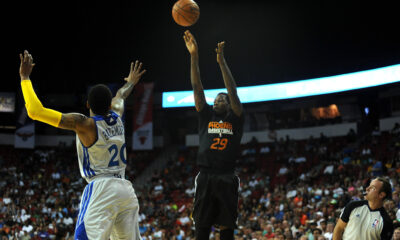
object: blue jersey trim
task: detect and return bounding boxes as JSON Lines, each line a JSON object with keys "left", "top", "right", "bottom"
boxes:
{"left": 92, "top": 111, "right": 119, "bottom": 126}
{"left": 75, "top": 220, "right": 89, "bottom": 240}
{"left": 77, "top": 182, "right": 94, "bottom": 227}
{"left": 82, "top": 145, "right": 95, "bottom": 178}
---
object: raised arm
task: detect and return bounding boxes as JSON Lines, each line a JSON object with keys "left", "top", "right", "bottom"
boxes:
{"left": 111, "top": 60, "right": 146, "bottom": 116}
{"left": 216, "top": 42, "right": 243, "bottom": 116}
{"left": 184, "top": 30, "right": 206, "bottom": 112}
{"left": 19, "top": 50, "right": 91, "bottom": 134}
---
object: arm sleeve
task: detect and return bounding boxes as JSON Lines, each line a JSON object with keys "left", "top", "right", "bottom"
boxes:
{"left": 380, "top": 209, "right": 394, "bottom": 240}
{"left": 340, "top": 200, "right": 365, "bottom": 223}
{"left": 21, "top": 80, "right": 62, "bottom": 127}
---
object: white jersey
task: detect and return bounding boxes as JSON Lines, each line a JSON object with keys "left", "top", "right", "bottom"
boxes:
{"left": 340, "top": 200, "right": 393, "bottom": 240}
{"left": 76, "top": 111, "right": 127, "bottom": 183}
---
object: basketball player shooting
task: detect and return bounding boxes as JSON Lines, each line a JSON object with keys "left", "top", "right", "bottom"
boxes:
{"left": 19, "top": 50, "right": 146, "bottom": 240}
{"left": 183, "top": 30, "right": 244, "bottom": 240}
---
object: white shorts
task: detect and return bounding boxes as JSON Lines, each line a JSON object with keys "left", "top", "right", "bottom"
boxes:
{"left": 75, "top": 177, "right": 141, "bottom": 240}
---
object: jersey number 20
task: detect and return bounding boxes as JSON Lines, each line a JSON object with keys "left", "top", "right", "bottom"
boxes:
{"left": 108, "top": 143, "right": 127, "bottom": 167}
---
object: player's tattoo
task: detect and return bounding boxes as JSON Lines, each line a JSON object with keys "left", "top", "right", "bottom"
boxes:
{"left": 59, "top": 113, "right": 87, "bottom": 130}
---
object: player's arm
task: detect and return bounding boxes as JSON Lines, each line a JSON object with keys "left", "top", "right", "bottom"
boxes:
{"left": 184, "top": 30, "right": 206, "bottom": 112}
{"left": 111, "top": 60, "right": 146, "bottom": 116}
{"left": 19, "top": 50, "right": 90, "bottom": 133}
{"left": 216, "top": 41, "right": 243, "bottom": 117}
{"left": 332, "top": 218, "right": 347, "bottom": 240}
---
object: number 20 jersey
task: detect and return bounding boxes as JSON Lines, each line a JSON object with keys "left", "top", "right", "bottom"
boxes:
{"left": 197, "top": 104, "right": 244, "bottom": 172}
{"left": 76, "top": 111, "right": 127, "bottom": 183}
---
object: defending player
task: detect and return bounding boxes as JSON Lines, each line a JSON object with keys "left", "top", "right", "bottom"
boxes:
{"left": 19, "top": 50, "right": 146, "bottom": 240}
{"left": 183, "top": 30, "right": 244, "bottom": 240}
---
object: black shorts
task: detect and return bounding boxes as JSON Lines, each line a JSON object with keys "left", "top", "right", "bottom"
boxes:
{"left": 192, "top": 171, "right": 240, "bottom": 229}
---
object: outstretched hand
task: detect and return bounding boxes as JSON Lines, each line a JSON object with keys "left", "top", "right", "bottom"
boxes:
{"left": 124, "top": 60, "right": 146, "bottom": 85}
{"left": 216, "top": 41, "right": 225, "bottom": 64}
{"left": 19, "top": 50, "right": 35, "bottom": 80}
{"left": 183, "top": 30, "right": 198, "bottom": 56}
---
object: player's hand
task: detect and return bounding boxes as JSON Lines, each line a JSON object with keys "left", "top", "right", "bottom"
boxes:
{"left": 216, "top": 41, "right": 225, "bottom": 64}
{"left": 124, "top": 60, "right": 146, "bottom": 85}
{"left": 183, "top": 30, "right": 198, "bottom": 56}
{"left": 19, "top": 50, "right": 35, "bottom": 80}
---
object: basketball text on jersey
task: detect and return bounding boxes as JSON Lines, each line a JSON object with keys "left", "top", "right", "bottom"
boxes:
{"left": 208, "top": 120, "right": 233, "bottom": 135}
{"left": 102, "top": 125, "right": 124, "bottom": 140}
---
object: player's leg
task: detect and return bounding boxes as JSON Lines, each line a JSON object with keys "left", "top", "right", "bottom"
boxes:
{"left": 75, "top": 181, "right": 114, "bottom": 240}
{"left": 110, "top": 179, "right": 141, "bottom": 240}
{"left": 195, "top": 226, "right": 212, "bottom": 240}
{"left": 213, "top": 174, "right": 240, "bottom": 240}
{"left": 192, "top": 172, "right": 216, "bottom": 240}
{"left": 219, "top": 226, "right": 234, "bottom": 240}
{"left": 110, "top": 198, "right": 141, "bottom": 240}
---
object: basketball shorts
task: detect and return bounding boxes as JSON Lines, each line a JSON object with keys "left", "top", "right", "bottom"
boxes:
{"left": 192, "top": 171, "right": 240, "bottom": 229}
{"left": 74, "top": 177, "right": 141, "bottom": 240}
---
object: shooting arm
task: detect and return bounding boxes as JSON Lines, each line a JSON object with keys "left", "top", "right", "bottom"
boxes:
{"left": 218, "top": 58, "right": 242, "bottom": 116}
{"left": 191, "top": 54, "right": 206, "bottom": 112}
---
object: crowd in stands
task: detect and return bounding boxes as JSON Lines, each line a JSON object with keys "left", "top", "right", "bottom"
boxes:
{"left": 1, "top": 125, "right": 400, "bottom": 239}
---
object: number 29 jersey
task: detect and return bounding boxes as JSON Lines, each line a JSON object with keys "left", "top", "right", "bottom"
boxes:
{"left": 76, "top": 111, "right": 127, "bottom": 183}
{"left": 197, "top": 104, "right": 244, "bottom": 172}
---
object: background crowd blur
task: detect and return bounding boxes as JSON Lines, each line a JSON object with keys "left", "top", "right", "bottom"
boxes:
{"left": 1, "top": 123, "right": 400, "bottom": 239}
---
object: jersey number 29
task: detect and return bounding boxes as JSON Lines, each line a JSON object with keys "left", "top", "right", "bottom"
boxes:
{"left": 210, "top": 138, "right": 228, "bottom": 150}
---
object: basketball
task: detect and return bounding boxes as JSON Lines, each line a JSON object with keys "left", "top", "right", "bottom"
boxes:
{"left": 172, "top": 0, "right": 200, "bottom": 27}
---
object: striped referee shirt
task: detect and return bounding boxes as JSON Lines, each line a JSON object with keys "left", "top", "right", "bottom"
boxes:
{"left": 340, "top": 200, "right": 393, "bottom": 240}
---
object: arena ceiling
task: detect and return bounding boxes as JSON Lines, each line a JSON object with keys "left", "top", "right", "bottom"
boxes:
{"left": 6, "top": 0, "right": 400, "bottom": 95}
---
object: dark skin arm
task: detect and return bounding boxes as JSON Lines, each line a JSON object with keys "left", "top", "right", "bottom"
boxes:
{"left": 111, "top": 60, "right": 146, "bottom": 116}
{"left": 19, "top": 50, "right": 96, "bottom": 146}
{"left": 20, "top": 51, "right": 146, "bottom": 147}
{"left": 183, "top": 30, "right": 206, "bottom": 112}
{"left": 216, "top": 41, "right": 243, "bottom": 116}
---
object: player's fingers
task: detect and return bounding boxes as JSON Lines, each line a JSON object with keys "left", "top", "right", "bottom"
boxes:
{"left": 20, "top": 53, "right": 23, "bottom": 62}
{"left": 134, "top": 60, "right": 139, "bottom": 71}
{"left": 139, "top": 69, "right": 146, "bottom": 76}
{"left": 23, "top": 51, "right": 29, "bottom": 63}
{"left": 137, "top": 62, "right": 143, "bottom": 71}
{"left": 130, "top": 62, "right": 134, "bottom": 71}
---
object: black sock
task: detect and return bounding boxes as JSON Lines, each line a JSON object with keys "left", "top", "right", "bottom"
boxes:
{"left": 220, "top": 228, "right": 234, "bottom": 240}
{"left": 195, "top": 226, "right": 211, "bottom": 240}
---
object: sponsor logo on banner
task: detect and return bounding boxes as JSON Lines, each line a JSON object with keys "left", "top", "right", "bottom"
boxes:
{"left": 132, "top": 82, "right": 154, "bottom": 150}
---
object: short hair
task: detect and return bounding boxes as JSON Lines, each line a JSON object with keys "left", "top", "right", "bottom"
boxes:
{"left": 313, "top": 228, "right": 322, "bottom": 235}
{"left": 216, "top": 92, "right": 230, "bottom": 104}
{"left": 376, "top": 177, "right": 392, "bottom": 200}
{"left": 88, "top": 84, "right": 112, "bottom": 116}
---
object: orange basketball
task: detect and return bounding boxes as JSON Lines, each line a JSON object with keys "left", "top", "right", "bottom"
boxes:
{"left": 172, "top": 0, "right": 200, "bottom": 27}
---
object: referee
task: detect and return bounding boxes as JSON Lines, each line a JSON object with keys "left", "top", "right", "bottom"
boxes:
{"left": 183, "top": 30, "right": 244, "bottom": 240}
{"left": 333, "top": 177, "right": 393, "bottom": 240}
